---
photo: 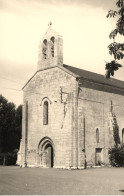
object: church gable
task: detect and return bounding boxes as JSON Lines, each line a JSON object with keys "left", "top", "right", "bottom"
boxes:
{"left": 23, "top": 66, "right": 77, "bottom": 103}
{"left": 22, "top": 65, "right": 78, "bottom": 91}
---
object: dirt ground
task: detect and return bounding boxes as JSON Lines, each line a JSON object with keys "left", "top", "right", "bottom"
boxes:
{"left": 0, "top": 166, "right": 124, "bottom": 195}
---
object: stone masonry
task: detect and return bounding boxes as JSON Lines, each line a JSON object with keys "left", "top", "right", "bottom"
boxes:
{"left": 17, "top": 24, "right": 124, "bottom": 168}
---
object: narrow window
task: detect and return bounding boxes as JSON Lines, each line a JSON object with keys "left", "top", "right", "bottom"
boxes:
{"left": 96, "top": 128, "right": 99, "bottom": 143}
{"left": 50, "top": 36, "right": 55, "bottom": 57}
{"left": 42, "top": 39, "right": 47, "bottom": 59}
{"left": 43, "top": 101, "right": 48, "bottom": 125}
{"left": 122, "top": 129, "right": 124, "bottom": 144}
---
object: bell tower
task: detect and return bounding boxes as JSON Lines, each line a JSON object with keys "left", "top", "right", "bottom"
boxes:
{"left": 37, "top": 22, "right": 63, "bottom": 70}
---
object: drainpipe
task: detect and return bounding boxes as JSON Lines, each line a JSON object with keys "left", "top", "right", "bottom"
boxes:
{"left": 72, "top": 79, "right": 79, "bottom": 169}
{"left": 84, "top": 115, "right": 86, "bottom": 169}
{"left": 77, "top": 78, "right": 86, "bottom": 169}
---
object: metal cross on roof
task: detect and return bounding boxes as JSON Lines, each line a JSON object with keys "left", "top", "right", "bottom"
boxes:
{"left": 48, "top": 21, "right": 52, "bottom": 27}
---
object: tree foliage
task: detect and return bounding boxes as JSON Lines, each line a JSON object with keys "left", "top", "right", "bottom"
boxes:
{"left": 108, "top": 113, "right": 124, "bottom": 167}
{"left": 0, "top": 94, "right": 22, "bottom": 165}
{"left": 112, "top": 114, "right": 120, "bottom": 146}
{"left": 108, "top": 145, "right": 124, "bottom": 167}
{"left": 105, "top": 0, "right": 124, "bottom": 79}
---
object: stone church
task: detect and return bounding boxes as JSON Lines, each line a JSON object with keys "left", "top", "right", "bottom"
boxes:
{"left": 17, "top": 24, "right": 124, "bottom": 169}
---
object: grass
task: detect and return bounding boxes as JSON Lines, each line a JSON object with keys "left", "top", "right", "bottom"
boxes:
{"left": 0, "top": 166, "right": 124, "bottom": 195}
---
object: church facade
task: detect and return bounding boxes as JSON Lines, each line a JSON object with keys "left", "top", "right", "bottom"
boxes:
{"left": 17, "top": 25, "right": 124, "bottom": 169}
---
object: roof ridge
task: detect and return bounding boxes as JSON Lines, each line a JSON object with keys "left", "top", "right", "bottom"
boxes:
{"left": 63, "top": 64, "right": 124, "bottom": 83}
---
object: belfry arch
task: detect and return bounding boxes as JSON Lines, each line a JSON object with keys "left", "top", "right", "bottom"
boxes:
{"left": 38, "top": 137, "right": 54, "bottom": 168}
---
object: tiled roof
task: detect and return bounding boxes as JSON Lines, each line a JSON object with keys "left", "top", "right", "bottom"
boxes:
{"left": 63, "top": 64, "right": 124, "bottom": 90}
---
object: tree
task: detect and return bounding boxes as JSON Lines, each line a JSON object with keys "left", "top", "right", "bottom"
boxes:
{"left": 15, "top": 105, "right": 22, "bottom": 150}
{"left": 112, "top": 114, "right": 120, "bottom": 146}
{"left": 105, "top": 0, "right": 124, "bottom": 79}
{"left": 108, "top": 145, "right": 124, "bottom": 167}
{"left": 0, "top": 94, "right": 22, "bottom": 165}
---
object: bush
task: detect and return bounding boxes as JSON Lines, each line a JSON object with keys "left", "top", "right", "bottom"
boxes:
{"left": 108, "top": 145, "right": 124, "bottom": 167}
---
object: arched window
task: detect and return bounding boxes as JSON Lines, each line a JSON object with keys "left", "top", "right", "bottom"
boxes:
{"left": 122, "top": 129, "right": 124, "bottom": 144}
{"left": 42, "top": 39, "right": 47, "bottom": 59}
{"left": 50, "top": 36, "right": 55, "bottom": 57}
{"left": 43, "top": 101, "right": 48, "bottom": 125}
{"left": 96, "top": 128, "right": 99, "bottom": 143}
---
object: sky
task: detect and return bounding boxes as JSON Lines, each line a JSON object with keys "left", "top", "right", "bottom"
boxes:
{"left": 0, "top": 0, "right": 124, "bottom": 107}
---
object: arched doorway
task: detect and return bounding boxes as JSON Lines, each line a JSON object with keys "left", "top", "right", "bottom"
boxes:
{"left": 45, "top": 143, "right": 53, "bottom": 167}
{"left": 38, "top": 137, "right": 54, "bottom": 168}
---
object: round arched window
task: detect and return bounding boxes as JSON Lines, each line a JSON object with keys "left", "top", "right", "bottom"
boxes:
{"left": 96, "top": 128, "right": 99, "bottom": 143}
{"left": 50, "top": 36, "right": 55, "bottom": 57}
{"left": 42, "top": 39, "right": 47, "bottom": 59}
{"left": 43, "top": 101, "right": 48, "bottom": 125}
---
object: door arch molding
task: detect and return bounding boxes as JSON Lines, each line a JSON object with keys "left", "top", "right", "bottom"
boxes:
{"left": 38, "top": 137, "right": 54, "bottom": 167}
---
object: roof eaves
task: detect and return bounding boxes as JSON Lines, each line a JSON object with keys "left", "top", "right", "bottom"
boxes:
{"left": 78, "top": 77, "right": 124, "bottom": 91}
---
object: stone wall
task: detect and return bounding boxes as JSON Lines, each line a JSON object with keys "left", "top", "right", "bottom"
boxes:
{"left": 78, "top": 80, "right": 124, "bottom": 166}
{"left": 18, "top": 66, "right": 78, "bottom": 168}
{"left": 17, "top": 65, "right": 124, "bottom": 168}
